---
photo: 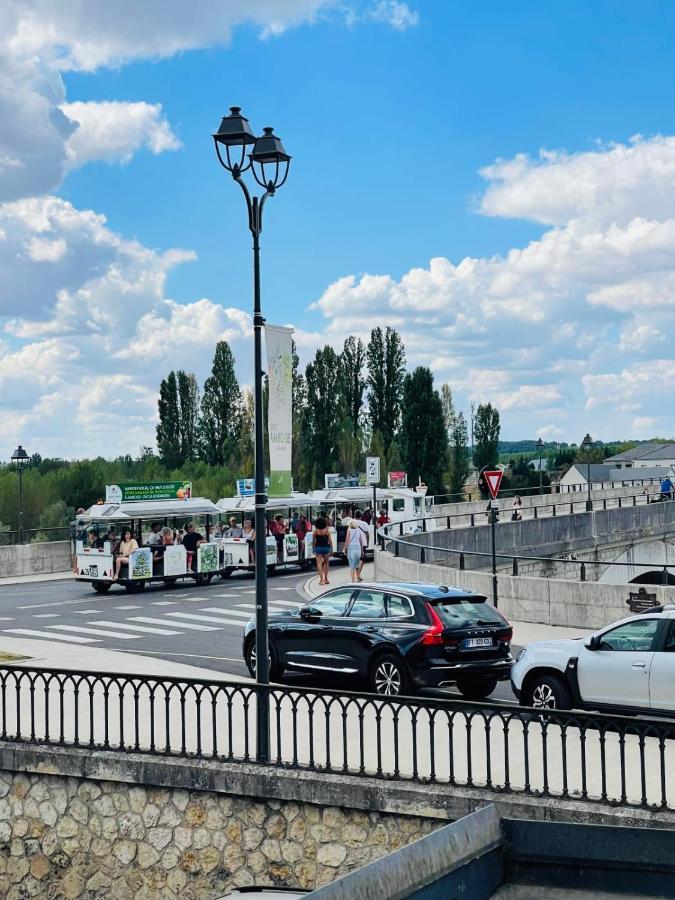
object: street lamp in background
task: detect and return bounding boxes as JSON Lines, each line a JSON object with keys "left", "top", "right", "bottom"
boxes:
{"left": 11, "top": 445, "right": 29, "bottom": 542}
{"left": 581, "top": 433, "right": 593, "bottom": 512}
{"left": 536, "top": 437, "right": 544, "bottom": 494}
{"left": 212, "top": 107, "right": 291, "bottom": 763}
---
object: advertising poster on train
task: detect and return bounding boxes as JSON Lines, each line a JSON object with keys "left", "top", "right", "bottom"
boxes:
{"left": 266, "top": 536, "right": 278, "bottom": 565}
{"left": 130, "top": 547, "right": 153, "bottom": 579}
{"left": 284, "top": 534, "right": 299, "bottom": 562}
{"left": 265, "top": 324, "right": 293, "bottom": 497}
{"left": 198, "top": 543, "right": 219, "bottom": 573}
{"left": 163, "top": 544, "right": 186, "bottom": 577}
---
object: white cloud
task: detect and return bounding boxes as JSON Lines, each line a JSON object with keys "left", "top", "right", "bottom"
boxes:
{"left": 367, "top": 2, "right": 419, "bottom": 30}
{"left": 62, "top": 101, "right": 181, "bottom": 168}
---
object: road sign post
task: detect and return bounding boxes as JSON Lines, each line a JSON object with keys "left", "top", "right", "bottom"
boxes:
{"left": 483, "top": 469, "right": 503, "bottom": 609}
{"left": 366, "top": 457, "right": 380, "bottom": 554}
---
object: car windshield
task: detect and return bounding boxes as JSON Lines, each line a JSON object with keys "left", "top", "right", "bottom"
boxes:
{"left": 431, "top": 597, "right": 506, "bottom": 628}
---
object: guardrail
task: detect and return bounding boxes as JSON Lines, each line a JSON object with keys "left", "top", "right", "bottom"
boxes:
{"left": 0, "top": 525, "right": 71, "bottom": 546}
{"left": 432, "top": 477, "right": 662, "bottom": 505}
{"left": 0, "top": 665, "right": 672, "bottom": 811}
{"left": 380, "top": 492, "right": 675, "bottom": 584}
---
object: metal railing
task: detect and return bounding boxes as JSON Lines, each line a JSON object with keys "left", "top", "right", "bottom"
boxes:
{"left": 0, "top": 665, "right": 673, "bottom": 811}
{"left": 380, "top": 491, "right": 675, "bottom": 584}
{"left": 433, "top": 478, "right": 662, "bottom": 506}
{"left": 0, "top": 525, "right": 71, "bottom": 545}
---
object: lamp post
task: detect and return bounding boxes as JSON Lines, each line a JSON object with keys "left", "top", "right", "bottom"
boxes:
{"left": 11, "top": 445, "right": 29, "bottom": 543}
{"left": 581, "top": 433, "right": 593, "bottom": 512}
{"left": 536, "top": 437, "right": 544, "bottom": 494}
{"left": 213, "top": 107, "right": 291, "bottom": 764}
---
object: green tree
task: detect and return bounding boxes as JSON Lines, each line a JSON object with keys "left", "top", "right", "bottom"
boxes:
{"left": 448, "top": 412, "right": 469, "bottom": 499}
{"left": 303, "top": 346, "right": 342, "bottom": 484}
{"left": 366, "top": 326, "right": 406, "bottom": 454}
{"left": 198, "top": 342, "right": 243, "bottom": 468}
{"left": 176, "top": 370, "right": 200, "bottom": 463}
{"left": 291, "top": 339, "right": 307, "bottom": 490}
{"left": 238, "top": 389, "right": 255, "bottom": 477}
{"left": 338, "top": 337, "right": 366, "bottom": 437}
{"left": 400, "top": 367, "right": 448, "bottom": 495}
{"left": 386, "top": 437, "right": 403, "bottom": 473}
{"left": 156, "top": 371, "right": 181, "bottom": 468}
{"left": 473, "top": 403, "right": 500, "bottom": 472}
{"left": 440, "top": 383, "right": 455, "bottom": 436}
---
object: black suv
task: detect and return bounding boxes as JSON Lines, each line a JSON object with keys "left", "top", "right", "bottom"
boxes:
{"left": 243, "top": 582, "right": 513, "bottom": 698}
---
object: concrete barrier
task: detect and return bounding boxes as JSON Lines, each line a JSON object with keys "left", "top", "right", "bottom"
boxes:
{"left": 0, "top": 540, "right": 71, "bottom": 578}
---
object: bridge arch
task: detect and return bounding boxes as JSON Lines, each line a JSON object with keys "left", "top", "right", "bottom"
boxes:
{"left": 598, "top": 539, "right": 675, "bottom": 585}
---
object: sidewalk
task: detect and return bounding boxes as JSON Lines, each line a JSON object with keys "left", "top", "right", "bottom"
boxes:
{"left": 303, "top": 561, "right": 589, "bottom": 644}
{"left": 0, "top": 570, "right": 73, "bottom": 586}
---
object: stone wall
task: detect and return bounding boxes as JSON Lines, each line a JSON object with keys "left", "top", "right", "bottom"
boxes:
{"left": 0, "top": 541, "right": 71, "bottom": 578}
{"left": 0, "top": 769, "right": 438, "bottom": 899}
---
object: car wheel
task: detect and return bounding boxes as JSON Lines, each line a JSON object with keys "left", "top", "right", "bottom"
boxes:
{"left": 92, "top": 581, "right": 112, "bottom": 594}
{"left": 457, "top": 678, "right": 497, "bottom": 701}
{"left": 524, "top": 673, "right": 571, "bottom": 711}
{"left": 369, "top": 654, "right": 408, "bottom": 697}
{"left": 245, "top": 638, "right": 282, "bottom": 681}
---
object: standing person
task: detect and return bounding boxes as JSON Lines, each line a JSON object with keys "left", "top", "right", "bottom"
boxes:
{"left": 290, "top": 510, "right": 299, "bottom": 533}
{"left": 660, "top": 476, "right": 673, "bottom": 500}
{"left": 362, "top": 506, "right": 373, "bottom": 525}
{"left": 511, "top": 496, "right": 522, "bottom": 521}
{"left": 296, "top": 513, "right": 310, "bottom": 557}
{"left": 376, "top": 508, "right": 390, "bottom": 528}
{"left": 272, "top": 514, "right": 287, "bottom": 562}
{"left": 182, "top": 522, "right": 204, "bottom": 571}
{"left": 353, "top": 510, "right": 370, "bottom": 582}
{"left": 112, "top": 528, "right": 139, "bottom": 581}
{"left": 312, "top": 516, "right": 332, "bottom": 586}
{"left": 345, "top": 520, "right": 367, "bottom": 583}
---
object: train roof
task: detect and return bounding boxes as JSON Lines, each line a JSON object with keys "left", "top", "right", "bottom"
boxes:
{"left": 82, "top": 497, "right": 221, "bottom": 520}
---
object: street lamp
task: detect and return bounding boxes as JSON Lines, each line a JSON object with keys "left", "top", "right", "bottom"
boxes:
{"left": 581, "top": 433, "right": 593, "bottom": 511}
{"left": 11, "top": 445, "right": 29, "bottom": 542}
{"left": 213, "top": 107, "right": 291, "bottom": 763}
{"left": 536, "top": 437, "right": 544, "bottom": 494}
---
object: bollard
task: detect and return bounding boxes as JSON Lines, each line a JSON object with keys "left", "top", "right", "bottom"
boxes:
{"left": 533, "top": 506, "right": 538, "bottom": 519}
{"left": 603, "top": 498, "right": 607, "bottom": 510}
{"left": 618, "top": 497, "right": 622, "bottom": 508}
{"left": 420, "top": 546, "right": 426, "bottom": 564}
{"left": 570, "top": 503, "right": 574, "bottom": 514}
{"left": 459, "top": 553, "right": 465, "bottom": 570}
{"left": 470, "top": 514, "right": 475, "bottom": 527}
{"left": 580, "top": 562, "right": 586, "bottom": 582}
{"left": 446, "top": 516, "right": 451, "bottom": 529}
{"left": 552, "top": 504, "right": 556, "bottom": 517}
{"left": 633, "top": 495, "right": 636, "bottom": 506}
{"left": 512, "top": 557, "right": 519, "bottom": 576}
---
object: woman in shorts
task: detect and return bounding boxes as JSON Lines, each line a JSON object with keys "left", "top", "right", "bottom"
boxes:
{"left": 312, "top": 516, "right": 332, "bottom": 586}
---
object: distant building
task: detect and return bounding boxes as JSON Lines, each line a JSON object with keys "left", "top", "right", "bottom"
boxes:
{"left": 559, "top": 464, "right": 673, "bottom": 492}
{"left": 604, "top": 442, "right": 675, "bottom": 469}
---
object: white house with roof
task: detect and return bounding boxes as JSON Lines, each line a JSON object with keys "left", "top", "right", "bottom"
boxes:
{"left": 558, "top": 464, "right": 673, "bottom": 493}
{"left": 604, "top": 442, "right": 675, "bottom": 469}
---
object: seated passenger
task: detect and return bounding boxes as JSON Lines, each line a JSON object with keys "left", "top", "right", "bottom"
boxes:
{"left": 146, "top": 522, "right": 162, "bottom": 546}
{"left": 85, "top": 528, "right": 104, "bottom": 549}
{"left": 112, "top": 528, "right": 139, "bottom": 580}
{"left": 152, "top": 527, "right": 175, "bottom": 566}
{"left": 225, "top": 517, "right": 243, "bottom": 538}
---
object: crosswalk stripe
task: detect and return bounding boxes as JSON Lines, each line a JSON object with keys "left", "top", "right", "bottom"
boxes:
{"left": 200, "top": 607, "right": 254, "bottom": 619}
{"left": 34, "top": 614, "right": 59, "bottom": 618}
{"left": 167, "top": 612, "right": 246, "bottom": 627}
{"left": 91, "top": 621, "right": 181, "bottom": 636}
{"left": 48, "top": 625, "right": 141, "bottom": 640}
{"left": 3, "top": 628, "right": 97, "bottom": 643}
{"left": 130, "top": 617, "right": 220, "bottom": 632}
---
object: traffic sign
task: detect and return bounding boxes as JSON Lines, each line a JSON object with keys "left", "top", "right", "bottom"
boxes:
{"left": 366, "top": 456, "right": 380, "bottom": 485}
{"left": 484, "top": 470, "right": 503, "bottom": 500}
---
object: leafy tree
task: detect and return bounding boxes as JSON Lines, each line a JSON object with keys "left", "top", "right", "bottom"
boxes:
{"left": 366, "top": 326, "right": 406, "bottom": 454}
{"left": 238, "top": 389, "right": 255, "bottom": 477}
{"left": 440, "top": 383, "right": 455, "bottom": 435}
{"left": 176, "top": 370, "right": 200, "bottom": 463}
{"left": 156, "top": 371, "right": 181, "bottom": 468}
{"left": 368, "top": 429, "right": 386, "bottom": 465}
{"left": 337, "top": 417, "right": 362, "bottom": 473}
{"left": 338, "top": 337, "right": 366, "bottom": 436}
{"left": 303, "top": 346, "right": 342, "bottom": 483}
{"left": 448, "top": 412, "right": 469, "bottom": 498}
{"left": 386, "top": 437, "right": 403, "bottom": 473}
{"left": 198, "top": 342, "right": 243, "bottom": 468}
{"left": 400, "top": 367, "right": 448, "bottom": 495}
{"left": 473, "top": 403, "right": 500, "bottom": 472}
{"left": 291, "top": 339, "right": 307, "bottom": 490}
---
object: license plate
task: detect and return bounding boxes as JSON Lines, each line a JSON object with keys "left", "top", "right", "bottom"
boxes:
{"left": 464, "top": 637, "right": 492, "bottom": 648}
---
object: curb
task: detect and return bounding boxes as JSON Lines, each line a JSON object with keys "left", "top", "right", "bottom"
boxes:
{"left": 0, "top": 571, "right": 74, "bottom": 587}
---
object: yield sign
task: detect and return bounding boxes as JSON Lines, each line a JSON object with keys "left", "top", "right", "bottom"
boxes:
{"left": 484, "top": 470, "right": 503, "bottom": 500}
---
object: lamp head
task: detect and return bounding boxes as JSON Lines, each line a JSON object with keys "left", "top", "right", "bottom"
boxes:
{"left": 536, "top": 438, "right": 543, "bottom": 449}
{"left": 213, "top": 106, "right": 256, "bottom": 173}
{"left": 11, "top": 445, "right": 29, "bottom": 468}
{"left": 250, "top": 127, "right": 291, "bottom": 192}
{"left": 581, "top": 433, "right": 593, "bottom": 450}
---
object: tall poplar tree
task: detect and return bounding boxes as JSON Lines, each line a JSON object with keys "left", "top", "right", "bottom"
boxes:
{"left": 473, "top": 402, "right": 501, "bottom": 472}
{"left": 156, "top": 371, "right": 182, "bottom": 468}
{"left": 338, "top": 336, "right": 366, "bottom": 437}
{"left": 198, "top": 342, "right": 243, "bottom": 468}
{"left": 176, "top": 370, "right": 199, "bottom": 463}
{"left": 303, "top": 346, "right": 342, "bottom": 484}
{"left": 400, "top": 367, "right": 448, "bottom": 495}
{"left": 366, "top": 326, "right": 406, "bottom": 453}
{"left": 448, "top": 411, "right": 470, "bottom": 498}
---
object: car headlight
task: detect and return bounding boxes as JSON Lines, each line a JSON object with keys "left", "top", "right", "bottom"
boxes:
{"left": 516, "top": 648, "right": 526, "bottom": 663}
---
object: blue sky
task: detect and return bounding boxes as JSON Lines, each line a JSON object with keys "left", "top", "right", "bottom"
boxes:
{"left": 2, "top": 0, "right": 675, "bottom": 458}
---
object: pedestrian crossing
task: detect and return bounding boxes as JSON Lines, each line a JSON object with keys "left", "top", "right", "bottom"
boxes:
{"left": 1, "top": 585, "right": 303, "bottom": 646}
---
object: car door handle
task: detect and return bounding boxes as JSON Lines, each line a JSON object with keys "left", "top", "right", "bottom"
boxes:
{"left": 632, "top": 662, "right": 646, "bottom": 669}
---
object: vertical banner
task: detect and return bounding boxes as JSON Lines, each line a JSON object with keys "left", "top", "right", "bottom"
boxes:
{"left": 265, "top": 324, "right": 294, "bottom": 497}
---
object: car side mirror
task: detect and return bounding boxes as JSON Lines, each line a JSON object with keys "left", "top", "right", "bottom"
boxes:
{"left": 300, "top": 607, "right": 321, "bottom": 620}
{"left": 585, "top": 634, "right": 600, "bottom": 651}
